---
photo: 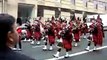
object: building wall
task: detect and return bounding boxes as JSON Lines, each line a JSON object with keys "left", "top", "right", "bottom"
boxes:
{"left": 87, "top": 2, "right": 95, "bottom": 13}
{"left": 0, "top": 0, "right": 107, "bottom": 19}
{"left": 0, "top": 2, "right": 2, "bottom": 13}
{"left": 44, "top": 9, "right": 55, "bottom": 18}
{"left": 37, "top": 0, "right": 107, "bottom": 19}
{"left": 6, "top": 0, "right": 18, "bottom": 19}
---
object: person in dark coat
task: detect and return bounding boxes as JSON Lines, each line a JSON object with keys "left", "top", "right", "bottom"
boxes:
{"left": 0, "top": 14, "right": 35, "bottom": 60}
{"left": 14, "top": 17, "right": 22, "bottom": 51}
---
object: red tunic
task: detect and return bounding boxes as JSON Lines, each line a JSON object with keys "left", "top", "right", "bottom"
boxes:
{"left": 90, "top": 23, "right": 98, "bottom": 45}
{"left": 63, "top": 39, "right": 72, "bottom": 50}
{"left": 26, "top": 29, "right": 32, "bottom": 38}
{"left": 47, "top": 25, "right": 55, "bottom": 44}
{"left": 34, "top": 24, "right": 41, "bottom": 40}
{"left": 26, "top": 24, "right": 32, "bottom": 38}
{"left": 17, "top": 28, "right": 22, "bottom": 34}
{"left": 61, "top": 28, "right": 72, "bottom": 50}
{"left": 48, "top": 35, "right": 55, "bottom": 44}
{"left": 56, "top": 21, "right": 62, "bottom": 39}
{"left": 81, "top": 23, "right": 88, "bottom": 35}
{"left": 73, "top": 21, "right": 80, "bottom": 42}
{"left": 73, "top": 28, "right": 80, "bottom": 42}
{"left": 17, "top": 27, "right": 22, "bottom": 41}
{"left": 97, "top": 23, "right": 103, "bottom": 46}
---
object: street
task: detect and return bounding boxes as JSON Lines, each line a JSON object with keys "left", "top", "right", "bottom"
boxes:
{"left": 17, "top": 31, "right": 107, "bottom": 60}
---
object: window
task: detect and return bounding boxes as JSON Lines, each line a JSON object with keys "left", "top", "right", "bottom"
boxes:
{"left": 93, "top": 0, "right": 98, "bottom": 9}
{"left": 82, "top": 0, "right": 89, "bottom": 7}
{"left": 71, "top": 0, "right": 75, "bottom": 5}
{"left": 88, "top": 0, "right": 93, "bottom": 2}
{"left": 105, "top": 3, "right": 107, "bottom": 11}
{"left": 98, "top": 1, "right": 106, "bottom": 10}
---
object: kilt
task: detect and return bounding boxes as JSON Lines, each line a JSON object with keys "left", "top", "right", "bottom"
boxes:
{"left": 74, "top": 33, "right": 80, "bottom": 42}
{"left": 34, "top": 32, "right": 41, "bottom": 40}
{"left": 26, "top": 30, "right": 32, "bottom": 38}
{"left": 62, "top": 39, "right": 72, "bottom": 50}
{"left": 97, "top": 31, "right": 103, "bottom": 46}
{"left": 93, "top": 34, "right": 98, "bottom": 45}
{"left": 48, "top": 35, "right": 55, "bottom": 44}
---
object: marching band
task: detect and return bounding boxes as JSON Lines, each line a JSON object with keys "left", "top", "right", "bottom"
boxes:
{"left": 15, "top": 15, "right": 104, "bottom": 58}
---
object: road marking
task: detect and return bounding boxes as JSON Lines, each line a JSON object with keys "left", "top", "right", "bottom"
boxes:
{"left": 46, "top": 45, "right": 107, "bottom": 60}
{"left": 32, "top": 45, "right": 44, "bottom": 48}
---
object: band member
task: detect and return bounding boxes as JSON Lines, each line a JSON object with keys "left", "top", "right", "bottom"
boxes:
{"left": 77, "top": 17, "right": 82, "bottom": 39}
{"left": 53, "top": 21, "right": 73, "bottom": 58}
{"left": 96, "top": 15, "right": 104, "bottom": 47}
{"left": 25, "top": 21, "right": 32, "bottom": 41}
{"left": 72, "top": 20, "right": 80, "bottom": 46}
{"left": 81, "top": 22, "right": 88, "bottom": 39}
{"left": 31, "top": 20, "right": 41, "bottom": 45}
{"left": 43, "top": 16, "right": 56, "bottom": 51}
{"left": 85, "top": 22, "right": 93, "bottom": 51}
{"left": 49, "top": 17, "right": 56, "bottom": 50}
{"left": 88, "top": 18, "right": 98, "bottom": 50}
{"left": 55, "top": 19, "right": 62, "bottom": 41}
{"left": 30, "top": 22, "right": 35, "bottom": 44}
{"left": 42, "top": 21, "right": 49, "bottom": 50}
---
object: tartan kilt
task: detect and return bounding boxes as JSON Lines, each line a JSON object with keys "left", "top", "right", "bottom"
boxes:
{"left": 26, "top": 30, "right": 32, "bottom": 38}
{"left": 62, "top": 39, "right": 72, "bottom": 50}
{"left": 48, "top": 35, "right": 55, "bottom": 44}
{"left": 34, "top": 32, "right": 41, "bottom": 40}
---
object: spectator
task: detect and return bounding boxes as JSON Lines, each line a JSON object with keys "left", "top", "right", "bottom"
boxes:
{"left": 0, "top": 14, "right": 35, "bottom": 60}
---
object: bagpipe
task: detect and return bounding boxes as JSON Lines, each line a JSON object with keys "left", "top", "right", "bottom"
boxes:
{"left": 91, "top": 24, "right": 98, "bottom": 34}
{"left": 57, "top": 25, "right": 72, "bottom": 47}
{"left": 60, "top": 25, "right": 72, "bottom": 40}
{"left": 72, "top": 22, "right": 80, "bottom": 33}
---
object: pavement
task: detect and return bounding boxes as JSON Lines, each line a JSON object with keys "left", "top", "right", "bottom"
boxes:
{"left": 16, "top": 31, "right": 107, "bottom": 60}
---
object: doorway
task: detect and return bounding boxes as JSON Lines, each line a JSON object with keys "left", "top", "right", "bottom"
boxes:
{"left": 18, "top": 3, "right": 35, "bottom": 23}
